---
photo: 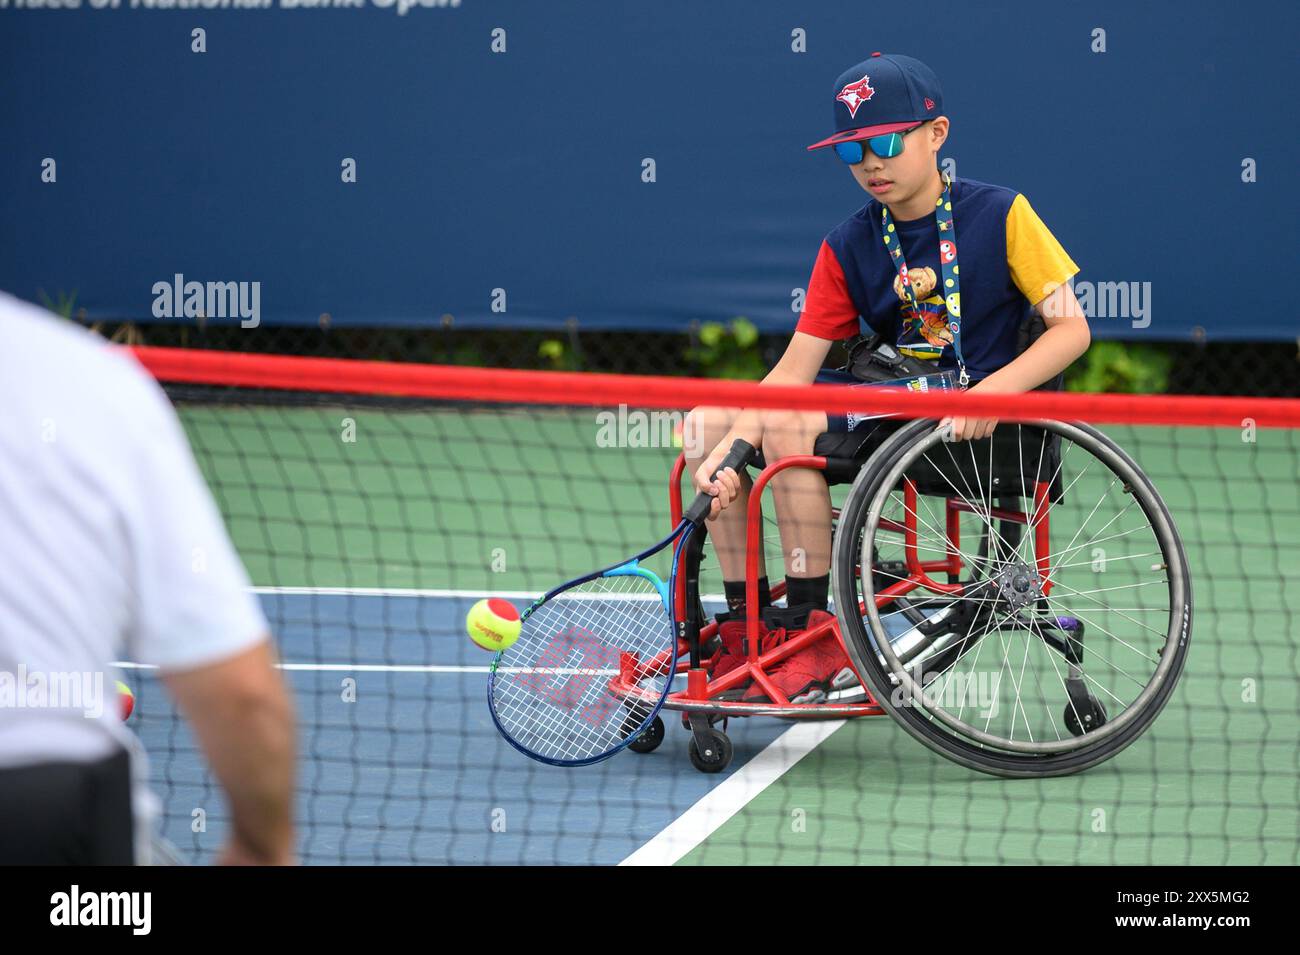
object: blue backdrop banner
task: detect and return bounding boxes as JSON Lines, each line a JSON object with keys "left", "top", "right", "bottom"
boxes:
{"left": 1, "top": 0, "right": 1294, "bottom": 341}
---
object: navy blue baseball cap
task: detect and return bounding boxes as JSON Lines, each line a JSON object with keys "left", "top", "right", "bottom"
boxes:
{"left": 807, "top": 52, "right": 944, "bottom": 151}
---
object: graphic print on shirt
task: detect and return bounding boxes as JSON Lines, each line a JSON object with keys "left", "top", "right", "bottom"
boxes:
{"left": 891, "top": 263, "right": 951, "bottom": 362}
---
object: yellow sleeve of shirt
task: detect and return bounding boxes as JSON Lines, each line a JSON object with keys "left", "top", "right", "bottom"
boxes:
{"left": 1006, "top": 193, "right": 1079, "bottom": 306}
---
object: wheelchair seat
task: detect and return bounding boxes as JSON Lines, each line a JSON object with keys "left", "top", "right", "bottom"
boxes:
{"left": 756, "top": 418, "right": 1064, "bottom": 501}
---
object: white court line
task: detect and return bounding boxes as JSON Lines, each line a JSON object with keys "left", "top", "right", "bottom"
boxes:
{"left": 252, "top": 585, "right": 539, "bottom": 599}
{"left": 113, "top": 661, "right": 623, "bottom": 676}
{"left": 619, "top": 719, "right": 847, "bottom": 866}
{"left": 114, "top": 661, "right": 494, "bottom": 674}
{"left": 251, "top": 585, "right": 730, "bottom": 603}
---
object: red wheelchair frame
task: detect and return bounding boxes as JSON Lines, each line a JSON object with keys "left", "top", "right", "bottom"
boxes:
{"left": 608, "top": 446, "right": 1058, "bottom": 757}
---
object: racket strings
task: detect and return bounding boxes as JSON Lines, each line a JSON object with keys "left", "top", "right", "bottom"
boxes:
{"left": 492, "top": 572, "right": 672, "bottom": 762}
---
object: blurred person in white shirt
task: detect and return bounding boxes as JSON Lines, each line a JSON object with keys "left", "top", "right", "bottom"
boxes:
{"left": 0, "top": 291, "right": 295, "bottom": 865}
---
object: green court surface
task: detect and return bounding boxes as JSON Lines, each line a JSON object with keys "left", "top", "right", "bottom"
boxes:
{"left": 182, "top": 402, "right": 685, "bottom": 593}
{"left": 178, "top": 400, "right": 1300, "bottom": 866}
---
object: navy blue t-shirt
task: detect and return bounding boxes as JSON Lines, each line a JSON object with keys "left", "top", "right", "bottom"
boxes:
{"left": 797, "top": 177, "right": 1078, "bottom": 381}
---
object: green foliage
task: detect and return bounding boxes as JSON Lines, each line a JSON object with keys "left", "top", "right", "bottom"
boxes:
{"left": 1066, "top": 340, "right": 1175, "bottom": 394}
{"left": 538, "top": 338, "right": 581, "bottom": 372}
{"left": 38, "top": 289, "right": 78, "bottom": 320}
{"left": 447, "top": 341, "right": 486, "bottom": 366}
{"left": 686, "top": 318, "right": 767, "bottom": 380}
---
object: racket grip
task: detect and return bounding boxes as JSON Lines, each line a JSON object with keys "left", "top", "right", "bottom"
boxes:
{"left": 684, "top": 438, "right": 757, "bottom": 525}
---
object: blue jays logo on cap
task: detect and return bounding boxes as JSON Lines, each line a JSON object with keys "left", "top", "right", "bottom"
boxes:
{"left": 835, "top": 75, "right": 876, "bottom": 117}
{"left": 808, "top": 52, "right": 944, "bottom": 151}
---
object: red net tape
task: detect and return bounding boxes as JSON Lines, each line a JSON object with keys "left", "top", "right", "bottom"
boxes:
{"left": 128, "top": 345, "right": 1300, "bottom": 428}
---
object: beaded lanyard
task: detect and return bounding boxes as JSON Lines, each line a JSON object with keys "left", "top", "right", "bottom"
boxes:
{"left": 879, "top": 172, "right": 969, "bottom": 387}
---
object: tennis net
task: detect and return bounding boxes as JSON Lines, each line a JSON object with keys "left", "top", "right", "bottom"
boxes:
{"left": 124, "top": 347, "right": 1300, "bottom": 865}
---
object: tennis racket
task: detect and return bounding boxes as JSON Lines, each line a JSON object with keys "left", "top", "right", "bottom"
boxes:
{"left": 488, "top": 438, "right": 756, "bottom": 766}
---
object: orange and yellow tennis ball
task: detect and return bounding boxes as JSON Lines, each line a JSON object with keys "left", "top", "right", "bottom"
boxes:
{"left": 466, "top": 598, "right": 522, "bottom": 652}
{"left": 116, "top": 680, "right": 135, "bottom": 720}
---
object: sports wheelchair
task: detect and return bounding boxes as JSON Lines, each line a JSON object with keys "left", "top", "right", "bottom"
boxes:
{"left": 613, "top": 413, "right": 1192, "bottom": 778}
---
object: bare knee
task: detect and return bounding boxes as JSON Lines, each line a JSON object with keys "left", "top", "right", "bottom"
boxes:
{"left": 761, "top": 410, "right": 823, "bottom": 461}
{"left": 683, "top": 406, "right": 736, "bottom": 462}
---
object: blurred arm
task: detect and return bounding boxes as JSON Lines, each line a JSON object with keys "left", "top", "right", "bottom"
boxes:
{"left": 162, "top": 639, "right": 296, "bottom": 865}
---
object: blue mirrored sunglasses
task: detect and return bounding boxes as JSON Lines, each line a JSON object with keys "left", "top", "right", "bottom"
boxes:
{"left": 833, "top": 124, "right": 924, "bottom": 165}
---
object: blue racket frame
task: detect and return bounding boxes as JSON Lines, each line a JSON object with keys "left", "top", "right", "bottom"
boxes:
{"left": 487, "top": 437, "right": 755, "bottom": 767}
{"left": 486, "top": 521, "right": 694, "bottom": 767}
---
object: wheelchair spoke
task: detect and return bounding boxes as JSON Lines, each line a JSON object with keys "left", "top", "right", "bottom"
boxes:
{"left": 882, "top": 491, "right": 1009, "bottom": 581}
{"left": 1016, "top": 422, "right": 1050, "bottom": 502}
{"left": 1038, "top": 469, "right": 1124, "bottom": 573}
{"left": 1026, "top": 611, "right": 1128, "bottom": 741}
{"left": 899, "top": 485, "right": 1019, "bottom": 577}
{"left": 1037, "top": 581, "right": 1171, "bottom": 649}
{"left": 903, "top": 564, "right": 1165, "bottom": 739}
{"left": 1045, "top": 524, "right": 1150, "bottom": 564}
{"left": 940, "top": 598, "right": 1025, "bottom": 721}
{"left": 937, "top": 437, "right": 1035, "bottom": 572}
{"left": 998, "top": 424, "right": 1060, "bottom": 571}
{"left": 926, "top": 601, "right": 1013, "bottom": 726}
{"left": 1077, "top": 668, "right": 1133, "bottom": 710}
{"left": 1024, "top": 433, "right": 1076, "bottom": 530}
{"left": 1045, "top": 543, "right": 1161, "bottom": 573}
{"left": 1005, "top": 609, "right": 1040, "bottom": 742}
{"left": 1002, "top": 610, "right": 1076, "bottom": 744}
{"left": 1022, "top": 616, "right": 1070, "bottom": 741}
{"left": 1024, "top": 614, "right": 1091, "bottom": 745}
{"left": 934, "top": 440, "right": 1003, "bottom": 541}
{"left": 1048, "top": 578, "right": 1170, "bottom": 599}
{"left": 970, "top": 603, "right": 1035, "bottom": 738}
{"left": 1034, "top": 592, "right": 1162, "bottom": 686}
{"left": 936, "top": 437, "right": 987, "bottom": 515}
{"left": 1019, "top": 435, "right": 1080, "bottom": 540}
{"left": 1043, "top": 498, "right": 1143, "bottom": 583}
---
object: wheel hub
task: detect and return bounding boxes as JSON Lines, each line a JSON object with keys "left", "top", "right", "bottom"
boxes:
{"left": 991, "top": 561, "right": 1044, "bottom": 610}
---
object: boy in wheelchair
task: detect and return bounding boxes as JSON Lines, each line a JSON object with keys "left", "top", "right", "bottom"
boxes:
{"left": 686, "top": 53, "right": 1091, "bottom": 703}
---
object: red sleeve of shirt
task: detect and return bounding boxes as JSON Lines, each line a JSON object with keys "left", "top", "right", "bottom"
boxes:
{"left": 795, "top": 241, "right": 861, "bottom": 341}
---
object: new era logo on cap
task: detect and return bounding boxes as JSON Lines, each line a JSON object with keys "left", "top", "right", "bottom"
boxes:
{"left": 925, "top": 97, "right": 935, "bottom": 110}
{"left": 835, "top": 76, "right": 876, "bottom": 118}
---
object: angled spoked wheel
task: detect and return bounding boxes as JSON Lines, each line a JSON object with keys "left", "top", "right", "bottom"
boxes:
{"left": 832, "top": 419, "right": 1192, "bottom": 777}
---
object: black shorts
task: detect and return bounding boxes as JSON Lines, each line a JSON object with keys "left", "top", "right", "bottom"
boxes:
{"left": 0, "top": 746, "right": 134, "bottom": 865}
{"left": 756, "top": 368, "right": 908, "bottom": 486}
{"left": 817, "top": 367, "right": 875, "bottom": 434}
{"left": 811, "top": 418, "right": 908, "bottom": 484}
{"left": 766, "top": 369, "right": 1061, "bottom": 493}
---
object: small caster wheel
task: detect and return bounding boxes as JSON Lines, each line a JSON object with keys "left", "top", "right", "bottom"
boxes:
{"left": 1064, "top": 694, "right": 1107, "bottom": 737}
{"left": 688, "top": 729, "right": 733, "bottom": 773}
{"left": 627, "top": 715, "right": 665, "bottom": 754}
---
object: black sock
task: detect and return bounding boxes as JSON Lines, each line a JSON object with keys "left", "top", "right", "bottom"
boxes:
{"left": 723, "top": 577, "right": 771, "bottom": 615}
{"left": 785, "top": 573, "right": 829, "bottom": 613}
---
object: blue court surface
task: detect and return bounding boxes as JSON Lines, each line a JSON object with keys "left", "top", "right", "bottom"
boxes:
{"left": 125, "top": 590, "right": 792, "bottom": 865}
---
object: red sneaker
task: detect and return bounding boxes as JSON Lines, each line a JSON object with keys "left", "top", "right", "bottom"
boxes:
{"left": 710, "top": 617, "right": 786, "bottom": 699}
{"left": 742, "top": 611, "right": 858, "bottom": 704}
